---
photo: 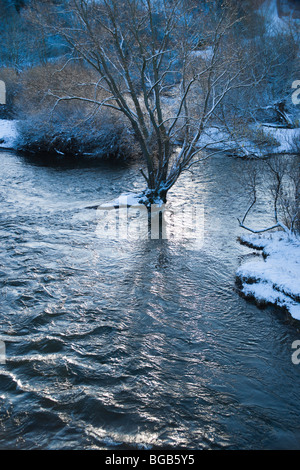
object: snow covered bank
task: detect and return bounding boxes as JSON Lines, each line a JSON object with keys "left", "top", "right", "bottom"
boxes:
{"left": 258, "top": 0, "right": 300, "bottom": 37}
{"left": 236, "top": 232, "right": 300, "bottom": 320}
{"left": 197, "top": 125, "right": 300, "bottom": 157}
{"left": 1, "top": 116, "right": 299, "bottom": 158}
{"left": 0, "top": 119, "right": 18, "bottom": 149}
{"left": 260, "top": 126, "right": 300, "bottom": 154}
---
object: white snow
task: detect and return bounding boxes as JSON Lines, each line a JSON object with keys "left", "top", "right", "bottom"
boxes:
{"left": 0, "top": 119, "right": 18, "bottom": 149}
{"left": 259, "top": 126, "right": 300, "bottom": 154}
{"left": 98, "top": 191, "right": 166, "bottom": 210}
{"left": 196, "top": 125, "right": 300, "bottom": 157}
{"left": 98, "top": 192, "right": 145, "bottom": 209}
{"left": 257, "top": 0, "right": 300, "bottom": 36}
{"left": 236, "top": 231, "right": 300, "bottom": 320}
{"left": 190, "top": 47, "right": 214, "bottom": 62}
{"left": 258, "top": 0, "right": 285, "bottom": 35}
{"left": 196, "top": 126, "right": 262, "bottom": 157}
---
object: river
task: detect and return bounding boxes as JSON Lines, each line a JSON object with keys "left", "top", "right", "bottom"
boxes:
{"left": 0, "top": 149, "right": 300, "bottom": 450}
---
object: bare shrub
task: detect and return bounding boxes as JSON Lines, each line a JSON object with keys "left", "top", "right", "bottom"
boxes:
{"left": 239, "top": 155, "right": 300, "bottom": 236}
{"left": 14, "top": 62, "right": 138, "bottom": 160}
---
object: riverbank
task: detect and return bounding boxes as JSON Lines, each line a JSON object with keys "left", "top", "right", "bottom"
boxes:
{"left": 196, "top": 125, "right": 300, "bottom": 157}
{"left": 236, "top": 231, "right": 300, "bottom": 321}
{"left": 1, "top": 118, "right": 300, "bottom": 157}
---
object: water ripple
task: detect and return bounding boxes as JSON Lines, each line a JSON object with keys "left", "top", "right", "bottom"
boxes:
{"left": 1, "top": 150, "right": 300, "bottom": 449}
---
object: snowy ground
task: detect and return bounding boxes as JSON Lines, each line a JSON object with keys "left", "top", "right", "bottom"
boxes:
{"left": 258, "top": 0, "right": 300, "bottom": 37}
{"left": 197, "top": 125, "right": 300, "bottom": 157}
{"left": 1, "top": 114, "right": 299, "bottom": 157}
{"left": 236, "top": 232, "right": 300, "bottom": 320}
{"left": 0, "top": 119, "right": 18, "bottom": 149}
{"left": 260, "top": 126, "right": 300, "bottom": 154}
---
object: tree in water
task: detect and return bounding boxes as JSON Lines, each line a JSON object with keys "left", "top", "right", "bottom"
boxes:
{"left": 31, "top": 0, "right": 267, "bottom": 206}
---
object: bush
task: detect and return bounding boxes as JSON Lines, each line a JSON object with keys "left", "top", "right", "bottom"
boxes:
{"left": 16, "top": 111, "right": 138, "bottom": 161}
{"left": 13, "top": 62, "right": 140, "bottom": 161}
{"left": 263, "top": 155, "right": 299, "bottom": 235}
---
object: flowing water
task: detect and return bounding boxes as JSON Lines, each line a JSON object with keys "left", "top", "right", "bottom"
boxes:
{"left": 0, "top": 149, "right": 300, "bottom": 450}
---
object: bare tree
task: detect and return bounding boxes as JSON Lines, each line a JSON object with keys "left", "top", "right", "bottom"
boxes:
{"left": 31, "top": 0, "right": 266, "bottom": 205}
{"left": 238, "top": 155, "right": 300, "bottom": 236}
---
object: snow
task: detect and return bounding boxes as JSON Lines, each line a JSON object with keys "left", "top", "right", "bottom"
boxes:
{"left": 190, "top": 47, "right": 214, "bottom": 61}
{"left": 98, "top": 191, "right": 165, "bottom": 210}
{"left": 98, "top": 192, "right": 145, "bottom": 209}
{"left": 236, "top": 231, "right": 300, "bottom": 320}
{"left": 258, "top": 0, "right": 286, "bottom": 35}
{"left": 0, "top": 119, "right": 18, "bottom": 149}
{"left": 196, "top": 126, "right": 262, "bottom": 157}
{"left": 196, "top": 125, "right": 300, "bottom": 157}
{"left": 258, "top": 0, "right": 300, "bottom": 36}
{"left": 259, "top": 126, "right": 300, "bottom": 154}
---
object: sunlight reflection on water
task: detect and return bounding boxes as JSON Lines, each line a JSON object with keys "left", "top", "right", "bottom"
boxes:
{"left": 0, "top": 150, "right": 300, "bottom": 450}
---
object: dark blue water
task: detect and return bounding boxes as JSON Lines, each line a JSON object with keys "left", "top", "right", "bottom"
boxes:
{"left": 0, "top": 149, "right": 300, "bottom": 450}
